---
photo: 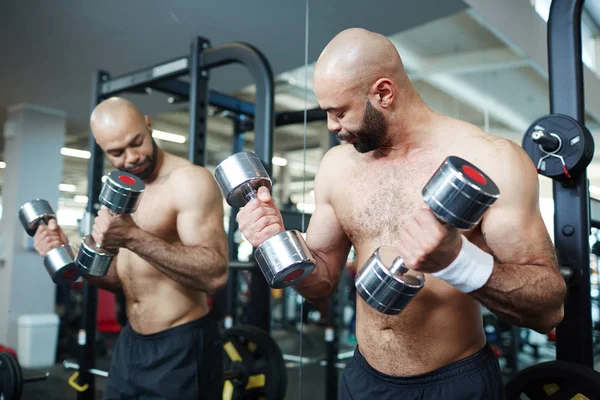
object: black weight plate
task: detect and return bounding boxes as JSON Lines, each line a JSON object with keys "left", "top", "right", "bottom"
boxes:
{"left": 7, "top": 353, "right": 22, "bottom": 400}
{"left": 222, "top": 325, "right": 287, "bottom": 400}
{"left": 0, "top": 352, "right": 16, "bottom": 400}
{"left": 505, "top": 360, "right": 600, "bottom": 400}
{"left": 522, "top": 114, "right": 594, "bottom": 179}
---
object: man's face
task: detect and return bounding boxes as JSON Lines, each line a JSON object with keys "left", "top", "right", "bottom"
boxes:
{"left": 334, "top": 100, "right": 388, "bottom": 153}
{"left": 94, "top": 115, "right": 159, "bottom": 181}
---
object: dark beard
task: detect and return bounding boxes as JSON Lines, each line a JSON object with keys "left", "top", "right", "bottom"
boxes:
{"left": 337, "top": 100, "right": 388, "bottom": 154}
{"left": 122, "top": 139, "right": 158, "bottom": 180}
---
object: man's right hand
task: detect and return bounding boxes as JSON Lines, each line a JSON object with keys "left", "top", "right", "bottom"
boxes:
{"left": 33, "top": 219, "right": 69, "bottom": 257}
{"left": 236, "top": 186, "right": 285, "bottom": 248}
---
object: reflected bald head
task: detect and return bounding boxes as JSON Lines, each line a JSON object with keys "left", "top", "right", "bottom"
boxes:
{"left": 90, "top": 97, "right": 147, "bottom": 143}
{"left": 314, "top": 28, "right": 407, "bottom": 98}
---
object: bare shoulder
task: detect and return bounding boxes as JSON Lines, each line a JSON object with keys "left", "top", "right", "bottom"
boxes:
{"left": 167, "top": 160, "right": 222, "bottom": 208}
{"left": 450, "top": 122, "right": 539, "bottom": 204}
{"left": 314, "top": 144, "right": 354, "bottom": 196}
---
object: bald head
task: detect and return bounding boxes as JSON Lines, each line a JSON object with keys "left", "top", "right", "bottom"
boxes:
{"left": 90, "top": 97, "right": 147, "bottom": 140}
{"left": 90, "top": 97, "right": 159, "bottom": 180}
{"left": 314, "top": 28, "right": 407, "bottom": 96}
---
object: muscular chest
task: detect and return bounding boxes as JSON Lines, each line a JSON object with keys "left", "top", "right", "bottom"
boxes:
{"left": 130, "top": 186, "right": 178, "bottom": 242}
{"left": 333, "top": 158, "right": 440, "bottom": 248}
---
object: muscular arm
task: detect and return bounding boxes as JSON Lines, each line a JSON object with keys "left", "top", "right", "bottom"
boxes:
{"left": 33, "top": 220, "right": 122, "bottom": 292}
{"left": 82, "top": 255, "right": 121, "bottom": 292}
{"left": 293, "top": 149, "right": 353, "bottom": 303}
{"left": 125, "top": 167, "right": 228, "bottom": 295}
{"left": 469, "top": 142, "right": 566, "bottom": 333}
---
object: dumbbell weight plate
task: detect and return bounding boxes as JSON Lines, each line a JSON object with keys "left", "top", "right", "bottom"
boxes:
{"left": 44, "top": 246, "right": 81, "bottom": 285}
{"left": 76, "top": 236, "right": 117, "bottom": 276}
{"left": 214, "top": 151, "right": 272, "bottom": 208}
{"left": 422, "top": 156, "right": 500, "bottom": 230}
{"left": 254, "top": 230, "right": 316, "bottom": 289}
{"left": 100, "top": 171, "right": 145, "bottom": 213}
{"left": 18, "top": 199, "right": 55, "bottom": 236}
{"left": 355, "top": 246, "right": 425, "bottom": 315}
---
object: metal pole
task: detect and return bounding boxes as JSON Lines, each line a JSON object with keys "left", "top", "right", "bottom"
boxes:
{"left": 548, "top": 0, "right": 594, "bottom": 367}
{"left": 188, "top": 36, "right": 211, "bottom": 166}
{"left": 77, "top": 70, "right": 109, "bottom": 400}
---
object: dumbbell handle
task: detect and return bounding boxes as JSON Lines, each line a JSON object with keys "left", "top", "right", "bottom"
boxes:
{"left": 241, "top": 182, "right": 258, "bottom": 202}
{"left": 389, "top": 257, "right": 409, "bottom": 275}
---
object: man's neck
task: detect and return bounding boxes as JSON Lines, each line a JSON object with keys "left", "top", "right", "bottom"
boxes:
{"left": 144, "top": 148, "right": 166, "bottom": 184}
{"left": 376, "top": 98, "right": 434, "bottom": 158}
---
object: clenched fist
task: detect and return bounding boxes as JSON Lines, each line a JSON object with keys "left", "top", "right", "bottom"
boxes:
{"left": 397, "top": 207, "right": 462, "bottom": 274}
{"left": 236, "top": 186, "right": 285, "bottom": 248}
{"left": 92, "top": 206, "right": 139, "bottom": 249}
{"left": 33, "top": 219, "right": 69, "bottom": 257}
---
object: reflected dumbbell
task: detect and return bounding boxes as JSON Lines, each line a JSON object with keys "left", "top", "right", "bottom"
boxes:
{"left": 76, "top": 171, "right": 144, "bottom": 276}
{"left": 18, "top": 199, "right": 81, "bottom": 285}
{"left": 214, "top": 151, "right": 316, "bottom": 288}
{"left": 355, "top": 156, "right": 501, "bottom": 315}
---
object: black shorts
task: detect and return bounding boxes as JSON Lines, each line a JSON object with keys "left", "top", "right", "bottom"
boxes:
{"left": 103, "top": 313, "right": 223, "bottom": 400}
{"left": 340, "top": 343, "right": 505, "bottom": 400}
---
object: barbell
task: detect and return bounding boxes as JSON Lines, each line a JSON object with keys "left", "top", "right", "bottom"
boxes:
{"left": 0, "top": 351, "right": 49, "bottom": 400}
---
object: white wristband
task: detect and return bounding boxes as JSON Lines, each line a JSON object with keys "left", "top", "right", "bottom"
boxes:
{"left": 432, "top": 235, "right": 494, "bottom": 293}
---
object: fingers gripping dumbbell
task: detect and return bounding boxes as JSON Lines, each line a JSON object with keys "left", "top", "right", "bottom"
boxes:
{"left": 76, "top": 171, "right": 144, "bottom": 276}
{"left": 18, "top": 199, "right": 81, "bottom": 285}
{"left": 214, "top": 151, "right": 316, "bottom": 288}
{"left": 355, "top": 156, "right": 501, "bottom": 315}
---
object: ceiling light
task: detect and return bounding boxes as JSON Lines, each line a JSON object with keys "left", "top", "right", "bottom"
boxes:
{"left": 152, "top": 129, "right": 186, "bottom": 144}
{"left": 0, "top": 162, "right": 6, "bottom": 169}
{"left": 272, "top": 156, "right": 288, "bottom": 166}
{"left": 61, "top": 148, "right": 91, "bottom": 159}
{"left": 59, "top": 184, "right": 76, "bottom": 192}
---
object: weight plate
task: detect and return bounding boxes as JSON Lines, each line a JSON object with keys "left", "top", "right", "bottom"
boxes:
{"left": 222, "top": 325, "right": 287, "bottom": 400}
{"left": 505, "top": 360, "right": 600, "bottom": 400}
{"left": 522, "top": 114, "right": 594, "bottom": 179}
{"left": 7, "top": 353, "right": 21, "bottom": 400}
{"left": 0, "top": 352, "right": 17, "bottom": 400}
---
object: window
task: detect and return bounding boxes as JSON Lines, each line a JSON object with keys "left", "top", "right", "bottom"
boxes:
{"left": 532, "top": 0, "right": 598, "bottom": 72}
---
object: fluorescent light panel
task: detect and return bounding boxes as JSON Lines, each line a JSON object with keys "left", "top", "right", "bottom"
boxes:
{"left": 152, "top": 130, "right": 186, "bottom": 144}
{"left": 59, "top": 183, "right": 76, "bottom": 192}
{"left": 61, "top": 148, "right": 91, "bottom": 159}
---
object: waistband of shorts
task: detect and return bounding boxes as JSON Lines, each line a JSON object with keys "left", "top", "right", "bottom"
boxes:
{"left": 126, "top": 312, "right": 218, "bottom": 340}
{"left": 353, "top": 343, "right": 496, "bottom": 386}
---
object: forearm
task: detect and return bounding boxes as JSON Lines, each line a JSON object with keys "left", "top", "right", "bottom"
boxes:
{"left": 471, "top": 261, "right": 566, "bottom": 333}
{"left": 125, "top": 227, "right": 227, "bottom": 294}
{"left": 84, "top": 268, "right": 122, "bottom": 292}
{"left": 292, "top": 252, "right": 339, "bottom": 304}
{"left": 70, "top": 244, "right": 122, "bottom": 292}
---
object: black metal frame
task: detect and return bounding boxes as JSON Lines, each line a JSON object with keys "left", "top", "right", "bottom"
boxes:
{"left": 547, "top": 0, "right": 594, "bottom": 366}
{"left": 76, "top": 35, "right": 284, "bottom": 399}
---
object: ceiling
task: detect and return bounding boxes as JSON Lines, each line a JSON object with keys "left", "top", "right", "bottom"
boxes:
{"left": 1, "top": 0, "right": 600, "bottom": 238}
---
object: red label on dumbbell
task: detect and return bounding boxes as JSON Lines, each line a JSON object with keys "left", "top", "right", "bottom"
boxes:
{"left": 62, "top": 268, "right": 78, "bottom": 280}
{"left": 118, "top": 175, "right": 137, "bottom": 186}
{"left": 284, "top": 269, "right": 304, "bottom": 282}
{"left": 462, "top": 165, "right": 487, "bottom": 185}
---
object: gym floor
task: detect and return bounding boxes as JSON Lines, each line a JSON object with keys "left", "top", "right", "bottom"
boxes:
{"left": 20, "top": 325, "right": 345, "bottom": 400}
{"left": 18, "top": 324, "right": 557, "bottom": 400}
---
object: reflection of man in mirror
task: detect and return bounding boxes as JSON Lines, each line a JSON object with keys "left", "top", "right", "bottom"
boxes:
{"left": 33, "top": 97, "right": 229, "bottom": 399}
{"left": 236, "top": 28, "right": 565, "bottom": 399}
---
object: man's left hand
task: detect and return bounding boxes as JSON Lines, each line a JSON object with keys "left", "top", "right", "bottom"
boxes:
{"left": 92, "top": 206, "right": 139, "bottom": 249}
{"left": 397, "top": 207, "right": 462, "bottom": 274}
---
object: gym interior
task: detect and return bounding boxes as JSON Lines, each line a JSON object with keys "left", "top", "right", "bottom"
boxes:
{"left": 2, "top": 0, "right": 600, "bottom": 399}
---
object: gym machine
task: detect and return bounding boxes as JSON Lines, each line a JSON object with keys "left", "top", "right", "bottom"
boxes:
{"left": 509, "top": 0, "right": 600, "bottom": 397}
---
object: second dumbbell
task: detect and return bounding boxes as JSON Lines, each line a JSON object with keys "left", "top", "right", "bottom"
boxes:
{"left": 18, "top": 199, "right": 81, "bottom": 285}
{"left": 76, "top": 171, "right": 145, "bottom": 276}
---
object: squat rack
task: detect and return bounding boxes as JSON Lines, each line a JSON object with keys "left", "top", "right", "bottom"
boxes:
{"left": 76, "top": 35, "right": 326, "bottom": 399}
